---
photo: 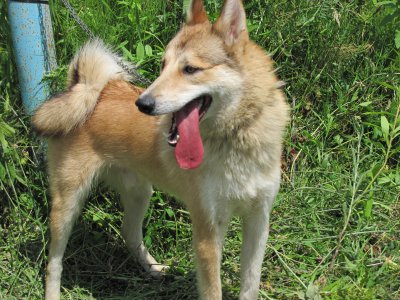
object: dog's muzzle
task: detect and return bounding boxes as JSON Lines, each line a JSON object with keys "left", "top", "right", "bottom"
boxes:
{"left": 136, "top": 94, "right": 156, "bottom": 115}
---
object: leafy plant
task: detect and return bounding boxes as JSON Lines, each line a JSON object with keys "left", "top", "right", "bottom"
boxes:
{"left": 373, "top": 0, "right": 400, "bottom": 48}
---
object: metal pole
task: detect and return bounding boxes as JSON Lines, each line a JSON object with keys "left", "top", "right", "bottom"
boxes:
{"left": 8, "top": 0, "right": 57, "bottom": 114}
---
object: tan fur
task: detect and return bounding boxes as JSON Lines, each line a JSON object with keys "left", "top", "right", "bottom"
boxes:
{"left": 32, "top": 39, "right": 132, "bottom": 136}
{"left": 36, "top": 1, "right": 289, "bottom": 299}
{"left": 187, "top": 0, "right": 209, "bottom": 25}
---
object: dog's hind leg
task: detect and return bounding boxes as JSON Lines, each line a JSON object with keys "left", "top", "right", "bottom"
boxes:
{"left": 239, "top": 202, "right": 272, "bottom": 300}
{"left": 45, "top": 143, "right": 102, "bottom": 300}
{"left": 106, "top": 169, "right": 167, "bottom": 276}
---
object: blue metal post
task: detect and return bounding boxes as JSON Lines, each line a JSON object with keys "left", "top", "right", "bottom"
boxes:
{"left": 8, "top": 0, "right": 57, "bottom": 114}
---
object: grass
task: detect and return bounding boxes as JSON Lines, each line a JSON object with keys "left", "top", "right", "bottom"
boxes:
{"left": 1, "top": 0, "right": 399, "bottom": 299}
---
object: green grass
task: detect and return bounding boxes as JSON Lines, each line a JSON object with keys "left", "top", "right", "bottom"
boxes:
{"left": 1, "top": 0, "right": 399, "bottom": 299}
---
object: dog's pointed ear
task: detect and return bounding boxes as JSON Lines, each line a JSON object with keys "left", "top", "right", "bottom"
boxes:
{"left": 213, "top": 0, "right": 248, "bottom": 47}
{"left": 187, "top": 0, "right": 208, "bottom": 25}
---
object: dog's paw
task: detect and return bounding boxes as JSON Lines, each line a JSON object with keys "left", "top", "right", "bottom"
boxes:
{"left": 147, "top": 263, "right": 169, "bottom": 278}
{"left": 131, "top": 242, "right": 169, "bottom": 278}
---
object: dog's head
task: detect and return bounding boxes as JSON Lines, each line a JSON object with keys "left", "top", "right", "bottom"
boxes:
{"left": 136, "top": 0, "right": 248, "bottom": 117}
{"left": 136, "top": 0, "right": 249, "bottom": 169}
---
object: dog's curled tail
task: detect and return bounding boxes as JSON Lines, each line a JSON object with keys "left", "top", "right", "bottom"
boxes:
{"left": 32, "top": 39, "right": 132, "bottom": 136}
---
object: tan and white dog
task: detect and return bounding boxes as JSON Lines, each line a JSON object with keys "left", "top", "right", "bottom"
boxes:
{"left": 32, "top": 0, "right": 289, "bottom": 299}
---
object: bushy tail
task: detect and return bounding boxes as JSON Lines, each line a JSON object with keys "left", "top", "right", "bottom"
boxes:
{"left": 32, "top": 39, "right": 132, "bottom": 136}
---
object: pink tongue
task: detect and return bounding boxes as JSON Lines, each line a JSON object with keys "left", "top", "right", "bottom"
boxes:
{"left": 175, "top": 100, "right": 204, "bottom": 169}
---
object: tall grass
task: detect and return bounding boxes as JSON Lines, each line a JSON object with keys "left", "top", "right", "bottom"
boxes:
{"left": 1, "top": 0, "right": 399, "bottom": 299}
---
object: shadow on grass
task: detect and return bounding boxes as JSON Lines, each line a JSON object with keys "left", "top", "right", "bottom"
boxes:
{"left": 23, "top": 222, "right": 238, "bottom": 299}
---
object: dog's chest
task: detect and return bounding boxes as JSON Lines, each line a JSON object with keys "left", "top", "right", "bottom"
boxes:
{"left": 155, "top": 137, "right": 280, "bottom": 212}
{"left": 199, "top": 146, "right": 280, "bottom": 206}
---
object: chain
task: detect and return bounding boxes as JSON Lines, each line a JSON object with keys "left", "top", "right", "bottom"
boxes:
{"left": 59, "top": 0, "right": 150, "bottom": 85}
{"left": 60, "top": 0, "right": 95, "bottom": 39}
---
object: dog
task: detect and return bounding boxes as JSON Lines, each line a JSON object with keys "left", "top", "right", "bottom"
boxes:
{"left": 32, "top": 0, "right": 289, "bottom": 299}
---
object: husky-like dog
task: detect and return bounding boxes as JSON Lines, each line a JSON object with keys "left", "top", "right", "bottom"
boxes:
{"left": 33, "top": 0, "right": 289, "bottom": 299}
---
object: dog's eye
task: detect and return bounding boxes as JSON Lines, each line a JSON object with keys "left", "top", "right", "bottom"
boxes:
{"left": 183, "top": 65, "right": 200, "bottom": 75}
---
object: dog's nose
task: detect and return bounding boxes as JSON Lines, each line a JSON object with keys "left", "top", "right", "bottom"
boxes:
{"left": 135, "top": 94, "right": 155, "bottom": 115}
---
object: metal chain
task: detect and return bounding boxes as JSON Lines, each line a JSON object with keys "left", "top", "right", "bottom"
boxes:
{"left": 59, "top": 0, "right": 150, "bottom": 85}
{"left": 60, "top": 0, "right": 95, "bottom": 39}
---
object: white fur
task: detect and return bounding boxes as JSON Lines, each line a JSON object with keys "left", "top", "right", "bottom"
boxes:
{"left": 67, "top": 39, "right": 131, "bottom": 87}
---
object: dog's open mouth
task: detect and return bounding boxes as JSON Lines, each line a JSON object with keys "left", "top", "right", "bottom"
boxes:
{"left": 167, "top": 95, "right": 212, "bottom": 170}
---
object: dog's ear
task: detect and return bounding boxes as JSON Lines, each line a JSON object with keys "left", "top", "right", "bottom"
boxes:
{"left": 213, "top": 0, "right": 248, "bottom": 47}
{"left": 187, "top": 0, "right": 208, "bottom": 25}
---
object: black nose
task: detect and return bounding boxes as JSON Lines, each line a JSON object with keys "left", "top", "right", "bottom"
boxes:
{"left": 135, "top": 94, "right": 155, "bottom": 115}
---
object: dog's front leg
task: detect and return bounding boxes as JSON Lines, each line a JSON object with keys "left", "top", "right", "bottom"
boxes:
{"left": 118, "top": 175, "right": 167, "bottom": 276}
{"left": 239, "top": 202, "right": 272, "bottom": 300}
{"left": 190, "top": 207, "right": 229, "bottom": 300}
